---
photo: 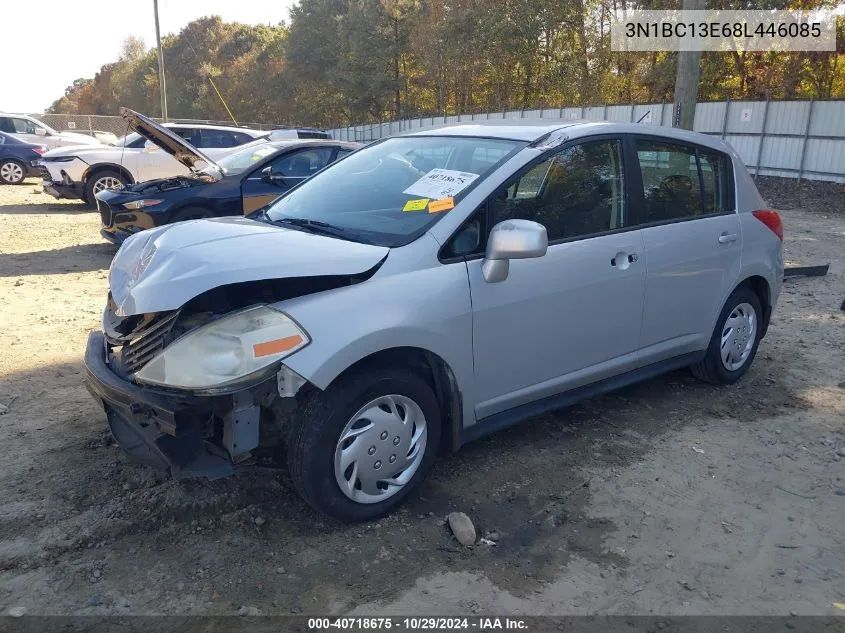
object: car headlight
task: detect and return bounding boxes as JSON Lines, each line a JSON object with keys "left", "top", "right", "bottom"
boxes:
{"left": 123, "top": 199, "right": 164, "bottom": 209}
{"left": 44, "top": 156, "right": 79, "bottom": 163}
{"left": 134, "top": 305, "right": 310, "bottom": 390}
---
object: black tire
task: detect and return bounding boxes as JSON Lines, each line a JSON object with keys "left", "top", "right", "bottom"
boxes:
{"left": 286, "top": 366, "right": 441, "bottom": 523}
{"left": 171, "top": 207, "right": 210, "bottom": 223}
{"left": 0, "top": 159, "right": 26, "bottom": 185}
{"left": 84, "top": 169, "right": 127, "bottom": 208}
{"left": 690, "top": 284, "right": 763, "bottom": 385}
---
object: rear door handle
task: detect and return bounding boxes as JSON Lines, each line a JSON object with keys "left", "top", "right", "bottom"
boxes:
{"left": 718, "top": 233, "right": 738, "bottom": 244}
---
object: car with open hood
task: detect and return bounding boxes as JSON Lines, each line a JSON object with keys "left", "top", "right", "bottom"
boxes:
{"left": 83, "top": 119, "right": 784, "bottom": 522}
{"left": 95, "top": 113, "right": 359, "bottom": 244}
{"left": 39, "top": 109, "right": 266, "bottom": 206}
{"left": 0, "top": 131, "right": 47, "bottom": 184}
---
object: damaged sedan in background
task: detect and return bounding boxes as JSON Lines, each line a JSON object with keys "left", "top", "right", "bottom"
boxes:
{"left": 84, "top": 120, "right": 782, "bottom": 523}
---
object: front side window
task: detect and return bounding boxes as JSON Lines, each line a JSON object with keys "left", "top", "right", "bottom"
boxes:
{"left": 269, "top": 148, "right": 333, "bottom": 177}
{"left": 635, "top": 140, "right": 731, "bottom": 222}
{"left": 11, "top": 118, "right": 38, "bottom": 134}
{"left": 264, "top": 136, "right": 525, "bottom": 247}
{"left": 493, "top": 139, "right": 626, "bottom": 242}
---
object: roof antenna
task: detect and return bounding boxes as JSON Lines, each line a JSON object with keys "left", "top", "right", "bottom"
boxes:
{"left": 636, "top": 110, "right": 651, "bottom": 124}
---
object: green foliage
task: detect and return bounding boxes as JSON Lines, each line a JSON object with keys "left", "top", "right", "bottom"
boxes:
{"left": 47, "top": 4, "right": 844, "bottom": 126}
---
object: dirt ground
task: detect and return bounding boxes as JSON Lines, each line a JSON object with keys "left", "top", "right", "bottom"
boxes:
{"left": 0, "top": 177, "right": 843, "bottom": 617}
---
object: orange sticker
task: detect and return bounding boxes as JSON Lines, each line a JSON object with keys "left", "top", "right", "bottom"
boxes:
{"left": 253, "top": 335, "right": 303, "bottom": 358}
{"left": 428, "top": 197, "right": 455, "bottom": 213}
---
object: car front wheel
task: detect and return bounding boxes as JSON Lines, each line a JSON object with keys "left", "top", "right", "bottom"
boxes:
{"left": 691, "top": 285, "right": 763, "bottom": 385}
{"left": 286, "top": 367, "right": 441, "bottom": 522}
{"left": 85, "top": 170, "right": 127, "bottom": 207}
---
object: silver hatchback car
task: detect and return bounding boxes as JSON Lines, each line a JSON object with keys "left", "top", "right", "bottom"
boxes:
{"left": 84, "top": 120, "right": 784, "bottom": 522}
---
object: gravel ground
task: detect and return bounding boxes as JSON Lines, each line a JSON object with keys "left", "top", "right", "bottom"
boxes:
{"left": 0, "top": 178, "right": 843, "bottom": 617}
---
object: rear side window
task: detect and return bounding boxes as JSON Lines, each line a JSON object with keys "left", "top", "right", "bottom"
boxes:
{"left": 697, "top": 148, "right": 730, "bottom": 214}
{"left": 196, "top": 129, "right": 236, "bottom": 148}
{"left": 297, "top": 131, "right": 331, "bottom": 139}
{"left": 635, "top": 140, "right": 731, "bottom": 223}
{"left": 232, "top": 132, "right": 256, "bottom": 145}
{"left": 0, "top": 118, "right": 11, "bottom": 133}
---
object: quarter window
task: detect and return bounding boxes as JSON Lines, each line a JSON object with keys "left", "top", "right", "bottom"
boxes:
{"left": 493, "top": 139, "right": 626, "bottom": 242}
{"left": 635, "top": 140, "right": 731, "bottom": 222}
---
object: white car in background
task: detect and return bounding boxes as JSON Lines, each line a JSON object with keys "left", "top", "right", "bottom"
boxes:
{"left": 40, "top": 122, "right": 267, "bottom": 205}
{"left": 0, "top": 113, "right": 103, "bottom": 149}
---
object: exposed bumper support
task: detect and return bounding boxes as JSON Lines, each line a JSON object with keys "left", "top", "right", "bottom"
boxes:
{"left": 83, "top": 331, "right": 234, "bottom": 478}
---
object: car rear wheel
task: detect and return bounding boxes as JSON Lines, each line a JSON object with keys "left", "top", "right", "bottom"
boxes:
{"left": 0, "top": 160, "right": 26, "bottom": 185}
{"left": 690, "top": 285, "right": 763, "bottom": 385}
{"left": 286, "top": 367, "right": 441, "bottom": 522}
{"left": 85, "top": 170, "right": 127, "bottom": 207}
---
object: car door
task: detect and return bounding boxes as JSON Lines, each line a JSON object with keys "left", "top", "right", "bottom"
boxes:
{"left": 631, "top": 138, "right": 742, "bottom": 364}
{"left": 241, "top": 147, "right": 335, "bottom": 214}
{"left": 134, "top": 127, "right": 195, "bottom": 181}
{"left": 461, "top": 137, "right": 647, "bottom": 420}
{"left": 6, "top": 117, "right": 48, "bottom": 147}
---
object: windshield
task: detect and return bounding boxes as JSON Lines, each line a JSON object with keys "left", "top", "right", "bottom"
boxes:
{"left": 264, "top": 136, "right": 525, "bottom": 246}
{"left": 215, "top": 142, "right": 279, "bottom": 175}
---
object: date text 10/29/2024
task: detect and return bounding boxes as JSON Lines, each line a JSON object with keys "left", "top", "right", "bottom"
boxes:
{"left": 308, "top": 617, "right": 528, "bottom": 631}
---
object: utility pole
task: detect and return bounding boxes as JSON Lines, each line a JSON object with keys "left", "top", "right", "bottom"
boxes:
{"left": 153, "top": 0, "right": 168, "bottom": 121}
{"left": 672, "top": 0, "right": 705, "bottom": 130}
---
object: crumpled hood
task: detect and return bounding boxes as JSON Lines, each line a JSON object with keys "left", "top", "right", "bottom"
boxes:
{"left": 108, "top": 217, "right": 389, "bottom": 316}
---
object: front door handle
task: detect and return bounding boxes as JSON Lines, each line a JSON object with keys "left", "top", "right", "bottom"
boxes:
{"left": 718, "top": 233, "right": 738, "bottom": 244}
{"left": 611, "top": 252, "right": 638, "bottom": 267}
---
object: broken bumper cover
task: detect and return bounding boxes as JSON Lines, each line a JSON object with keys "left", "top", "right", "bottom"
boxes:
{"left": 83, "top": 331, "right": 234, "bottom": 479}
{"left": 42, "top": 180, "right": 85, "bottom": 200}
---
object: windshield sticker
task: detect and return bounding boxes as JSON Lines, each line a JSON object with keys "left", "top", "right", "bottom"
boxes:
{"left": 252, "top": 147, "right": 276, "bottom": 161}
{"left": 403, "top": 168, "right": 480, "bottom": 200}
{"left": 403, "top": 198, "right": 430, "bottom": 212}
{"left": 428, "top": 197, "right": 455, "bottom": 213}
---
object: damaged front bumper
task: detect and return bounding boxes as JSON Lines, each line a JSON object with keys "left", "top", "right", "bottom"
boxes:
{"left": 83, "top": 331, "right": 245, "bottom": 479}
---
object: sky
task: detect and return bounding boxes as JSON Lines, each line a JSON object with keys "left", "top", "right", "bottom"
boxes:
{"left": 2, "top": 0, "right": 296, "bottom": 113}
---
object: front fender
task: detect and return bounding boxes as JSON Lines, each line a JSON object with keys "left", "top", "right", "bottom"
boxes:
{"left": 277, "top": 258, "right": 476, "bottom": 426}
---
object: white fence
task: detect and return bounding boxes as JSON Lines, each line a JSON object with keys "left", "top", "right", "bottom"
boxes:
{"left": 329, "top": 99, "right": 845, "bottom": 184}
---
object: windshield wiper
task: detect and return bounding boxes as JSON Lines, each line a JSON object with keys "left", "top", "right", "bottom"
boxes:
{"left": 270, "top": 217, "right": 374, "bottom": 244}
{"left": 272, "top": 217, "right": 347, "bottom": 235}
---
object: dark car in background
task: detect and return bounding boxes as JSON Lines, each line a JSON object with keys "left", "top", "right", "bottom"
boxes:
{"left": 0, "top": 131, "right": 47, "bottom": 184}
{"left": 95, "top": 109, "right": 359, "bottom": 244}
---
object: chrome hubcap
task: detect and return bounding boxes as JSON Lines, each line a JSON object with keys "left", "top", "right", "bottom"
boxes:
{"left": 720, "top": 302, "right": 757, "bottom": 371}
{"left": 93, "top": 176, "right": 123, "bottom": 195}
{"left": 1, "top": 162, "right": 23, "bottom": 183}
{"left": 334, "top": 394, "right": 427, "bottom": 504}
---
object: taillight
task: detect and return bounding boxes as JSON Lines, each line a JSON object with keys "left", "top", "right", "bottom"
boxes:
{"left": 752, "top": 210, "right": 783, "bottom": 241}
{"left": 32, "top": 146, "right": 46, "bottom": 155}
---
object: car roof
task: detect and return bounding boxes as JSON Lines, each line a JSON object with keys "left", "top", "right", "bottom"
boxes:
{"left": 239, "top": 139, "right": 360, "bottom": 151}
{"left": 403, "top": 119, "right": 732, "bottom": 153}
{"left": 160, "top": 122, "right": 265, "bottom": 136}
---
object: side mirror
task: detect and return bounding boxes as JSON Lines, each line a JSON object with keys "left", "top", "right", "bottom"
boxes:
{"left": 481, "top": 219, "right": 548, "bottom": 283}
{"left": 143, "top": 140, "right": 158, "bottom": 152}
{"left": 260, "top": 165, "right": 274, "bottom": 183}
{"left": 33, "top": 128, "right": 47, "bottom": 136}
